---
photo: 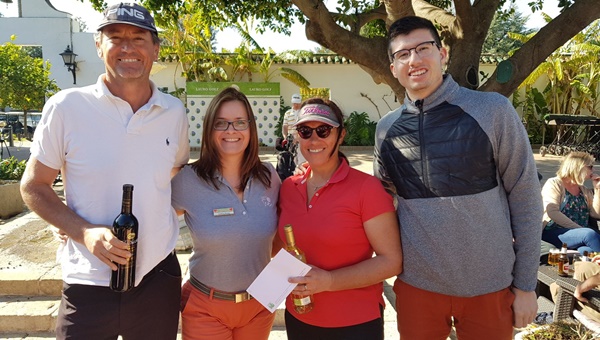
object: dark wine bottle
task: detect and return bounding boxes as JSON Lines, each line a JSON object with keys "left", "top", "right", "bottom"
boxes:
{"left": 110, "top": 184, "right": 138, "bottom": 292}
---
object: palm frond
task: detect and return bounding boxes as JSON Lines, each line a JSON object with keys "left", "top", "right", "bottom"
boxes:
{"left": 279, "top": 67, "right": 310, "bottom": 88}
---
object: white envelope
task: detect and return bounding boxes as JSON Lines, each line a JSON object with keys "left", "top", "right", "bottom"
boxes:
{"left": 247, "top": 249, "right": 312, "bottom": 313}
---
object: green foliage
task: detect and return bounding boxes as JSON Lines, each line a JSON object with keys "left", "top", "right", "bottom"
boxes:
{"left": 228, "top": 23, "right": 312, "bottom": 87}
{"left": 516, "top": 20, "right": 600, "bottom": 117}
{"left": 73, "top": 17, "right": 89, "bottom": 31}
{"left": 21, "top": 46, "right": 43, "bottom": 59}
{"left": 343, "top": 111, "right": 376, "bottom": 146}
{"left": 526, "top": 0, "right": 575, "bottom": 13}
{"left": 158, "top": 3, "right": 226, "bottom": 85}
{"left": 0, "top": 156, "right": 26, "bottom": 181}
{"left": 348, "top": 1, "right": 388, "bottom": 39}
{"left": 158, "top": 9, "right": 313, "bottom": 89}
{"left": 279, "top": 67, "right": 310, "bottom": 89}
{"left": 515, "top": 86, "right": 550, "bottom": 144}
{"left": 0, "top": 36, "right": 59, "bottom": 135}
{"left": 279, "top": 50, "right": 316, "bottom": 60}
{"left": 0, "top": 36, "right": 59, "bottom": 112}
{"left": 300, "top": 88, "right": 330, "bottom": 100}
{"left": 360, "top": 19, "right": 386, "bottom": 39}
{"left": 520, "top": 320, "right": 594, "bottom": 340}
{"left": 482, "top": 7, "right": 535, "bottom": 55}
{"left": 169, "top": 88, "right": 186, "bottom": 98}
{"left": 138, "top": 0, "right": 302, "bottom": 35}
{"left": 226, "top": 45, "right": 259, "bottom": 82}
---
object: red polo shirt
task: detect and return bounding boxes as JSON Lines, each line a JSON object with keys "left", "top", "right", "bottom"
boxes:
{"left": 278, "top": 158, "right": 396, "bottom": 327}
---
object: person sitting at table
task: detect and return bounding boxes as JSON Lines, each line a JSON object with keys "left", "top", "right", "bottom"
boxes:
{"left": 549, "top": 258, "right": 600, "bottom": 325}
{"left": 542, "top": 151, "right": 600, "bottom": 255}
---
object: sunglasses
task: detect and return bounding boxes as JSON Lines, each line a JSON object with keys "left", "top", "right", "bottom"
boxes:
{"left": 587, "top": 165, "right": 594, "bottom": 170}
{"left": 296, "top": 125, "right": 335, "bottom": 139}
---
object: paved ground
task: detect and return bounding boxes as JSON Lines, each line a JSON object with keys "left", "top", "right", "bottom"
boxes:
{"left": 0, "top": 140, "right": 585, "bottom": 339}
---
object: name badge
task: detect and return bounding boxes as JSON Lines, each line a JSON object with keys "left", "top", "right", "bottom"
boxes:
{"left": 213, "top": 207, "right": 234, "bottom": 217}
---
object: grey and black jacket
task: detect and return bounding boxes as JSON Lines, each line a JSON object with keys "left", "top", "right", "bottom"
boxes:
{"left": 374, "top": 75, "right": 543, "bottom": 296}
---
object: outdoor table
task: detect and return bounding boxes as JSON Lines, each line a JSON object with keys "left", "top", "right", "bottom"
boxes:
{"left": 538, "top": 264, "right": 600, "bottom": 321}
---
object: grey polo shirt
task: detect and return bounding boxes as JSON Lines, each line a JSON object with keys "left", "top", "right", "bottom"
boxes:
{"left": 171, "top": 163, "right": 280, "bottom": 292}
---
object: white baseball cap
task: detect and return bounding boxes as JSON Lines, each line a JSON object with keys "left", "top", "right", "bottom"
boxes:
{"left": 291, "top": 94, "right": 302, "bottom": 104}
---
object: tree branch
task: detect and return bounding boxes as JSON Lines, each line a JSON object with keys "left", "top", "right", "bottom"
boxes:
{"left": 480, "top": 0, "right": 600, "bottom": 96}
{"left": 383, "top": 0, "right": 415, "bottom": 25}
{"left": 293, "top": 0, "right": 404, "bottom": 97}
{"left": 330, "top": 4, "right": 387, "bottom": 33}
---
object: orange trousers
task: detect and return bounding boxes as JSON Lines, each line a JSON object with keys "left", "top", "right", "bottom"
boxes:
{"left": 394, "top": 279, "right": 515, "bottom": 340}
{"left": 180, "top": 281, "right": 275, "bottom": 340}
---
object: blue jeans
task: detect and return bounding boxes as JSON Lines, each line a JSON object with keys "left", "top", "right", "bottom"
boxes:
{"left": 542, "top": 227, "right": 600, "bottom": 254}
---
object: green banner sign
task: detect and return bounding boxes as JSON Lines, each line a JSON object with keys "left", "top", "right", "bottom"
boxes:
{"left": 187, "top": 82, "right": 280, "bottom": 96}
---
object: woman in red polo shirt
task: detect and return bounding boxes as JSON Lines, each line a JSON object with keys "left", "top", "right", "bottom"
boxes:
{"left": 277, "top": 98, "right": 403, "bottom": 339}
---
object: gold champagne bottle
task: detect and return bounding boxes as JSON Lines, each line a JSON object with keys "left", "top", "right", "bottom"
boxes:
{"left": 284, "top": 224, "right": 314, "bottom": 314}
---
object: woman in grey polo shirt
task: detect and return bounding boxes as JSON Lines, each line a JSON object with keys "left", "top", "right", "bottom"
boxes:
{"left": 172, "top": 87, "right": 281, "bottom": 339}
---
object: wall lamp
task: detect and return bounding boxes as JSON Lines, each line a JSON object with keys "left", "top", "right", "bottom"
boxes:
{"left": 59, "top": 45, "right": 78, "bottom": 84}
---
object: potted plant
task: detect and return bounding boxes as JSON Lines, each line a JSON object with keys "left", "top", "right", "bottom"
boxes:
{"left": 0, "top": 156, "right": 27, "bottom": 218}
{"left": 515, "top": 320, "right": 595, "bottom": 340}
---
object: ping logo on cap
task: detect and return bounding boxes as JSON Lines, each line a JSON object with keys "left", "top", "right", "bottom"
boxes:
{"left": 98, "top": 3, "right": 157, "bottom": 33}
{"left": 107, "top": 7, "right": 146, "bottom": 20}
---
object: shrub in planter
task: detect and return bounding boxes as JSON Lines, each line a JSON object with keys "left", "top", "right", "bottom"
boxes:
{"left": 0, "top": 156, "right": 26, "bottom": 180}
{"left": 517, "top": 320, "right": 595, "bottom": 340}
{"left": 0, "top": 156, "right": 27, "bottom": 218}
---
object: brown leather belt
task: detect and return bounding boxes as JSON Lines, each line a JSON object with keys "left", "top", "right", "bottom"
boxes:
{"left": 189, "top": 275, "right": 252, "bottom": 303}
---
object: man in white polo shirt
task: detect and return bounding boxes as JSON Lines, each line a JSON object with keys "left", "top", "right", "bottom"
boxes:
{"left": 20, "top": 3, "right": 189, "bottom": 339}
{"left": 282, "top": 93, "right": 306, "bottom": 166}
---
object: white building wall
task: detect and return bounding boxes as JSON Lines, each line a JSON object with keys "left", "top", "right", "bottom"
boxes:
{"left": 150, "top": 62, "right": 186, "bottom": 93}
{"left": 72, "top": 32, "right": 105, "bottom": 85}
{"left": 151, "top": 62, "right": 399, "bottom": 122}
{"left": 0, "top": 0, "right": 104, "bottom": 90}
{"left": 272, "top": 63, "right": 397, "bottom": 121}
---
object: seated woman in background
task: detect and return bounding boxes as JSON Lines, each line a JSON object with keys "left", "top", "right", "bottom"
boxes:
{"left": 542, "top": 151, "right": 600, "bottom": 254}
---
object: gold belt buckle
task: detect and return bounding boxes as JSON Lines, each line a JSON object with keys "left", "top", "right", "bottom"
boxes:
{"left": 234, "top": 292, "right": 250, "bottom": 303}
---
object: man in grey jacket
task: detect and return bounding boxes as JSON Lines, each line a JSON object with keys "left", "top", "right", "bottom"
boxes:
{"left": 374, "top": 16, "right": 543, "bottom": 339}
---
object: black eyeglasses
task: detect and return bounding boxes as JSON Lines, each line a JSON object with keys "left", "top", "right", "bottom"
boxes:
{"left": 391, "top": 41, "right": 439, "bottom": 64}
{"left": 213, "top": 119, "right": 250, "bottom": 131}
{"left": 587, "top": 165, "right": 594, "bottom": 170}
{"left": 296, "top": 125, "right": 335, "bottom": 139}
